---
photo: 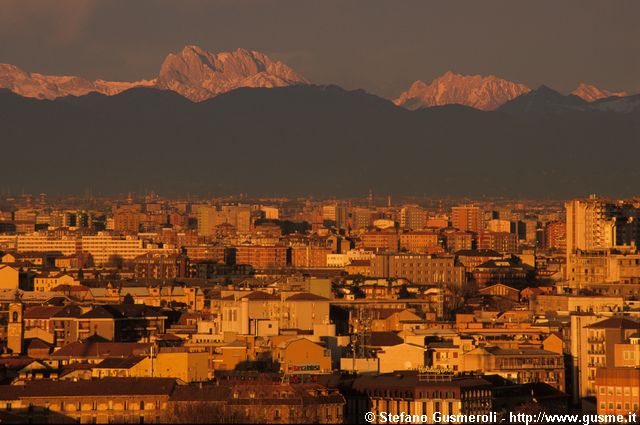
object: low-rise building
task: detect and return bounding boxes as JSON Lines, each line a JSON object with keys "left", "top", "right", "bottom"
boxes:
{"left": 595, "top": 367, "right": 640, "bottom": 418}
{"left": 275, "top": 338, "right": 332, "bottom": 375}
{"left": 348, "top": 372, "right": 492, "bottom": 424}
{"left": 371, "top": 253, "right": 465, "bottom": 287}
{"left": 33, "top": 272, "right": 79, "bottom": 292}
{"left": 461, "top": 346, "right": 565, "bottom": 391}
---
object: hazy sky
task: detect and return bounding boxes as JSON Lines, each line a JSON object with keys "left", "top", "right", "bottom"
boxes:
{"left": 1, "top": 0, "right": 638, "bottom": 98}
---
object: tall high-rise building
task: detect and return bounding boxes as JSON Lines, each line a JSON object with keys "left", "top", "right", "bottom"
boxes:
{"left": 351, "top": 207, "right": 374, "bottom": 229}
{"left": 565, "top": 196, "right": 640, "bottom": 254}
{"left": 451, "top": 205, "right": 482, "bottom": 233}
{"left": 486, "top": 219, "right": 512, "bottom": 233}
{"left": 196, "top": 205, "right": 218, "bottom": 237}
{"left": 565, "top": 196, "right": 640, "bottom": 288}
{"left": 197, "top": 204, "right": 252, "bottom": 236}
{"left": 544, "top": 221, "right": 566, "bottom": 250}
{"left": 322, "top": 203, "right": 348, "bottom": 230}
{"left": 399, "top": 205, "right": 428, "bottom": 230}
{"left": 321, "top": 204, "right": 337, "bottom": 222}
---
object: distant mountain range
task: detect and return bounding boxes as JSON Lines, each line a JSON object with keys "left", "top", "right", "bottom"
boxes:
{"left": 0, "top": 64, "right": 156, "bottom": 100}
{"left": 570, "top": 83, "right": 628, "bottom": 103}
{"left": 394, "top": 71, "right": 531, "bottom": 111}
{"left": 0, "top": 45, "right": 634, "bottom": 108}
{"left": 0, "top": 82, "right": 638, "bottom": 198}
{"left": 0, "top": 46, "right": 307, "bottom": 102}
{"left": 393, "top": 72, "right": 632, "bottom": 111}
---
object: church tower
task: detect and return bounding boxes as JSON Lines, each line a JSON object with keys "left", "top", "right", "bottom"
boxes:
{"left": 8, "top": 302, "right": 24, "bottom": 355}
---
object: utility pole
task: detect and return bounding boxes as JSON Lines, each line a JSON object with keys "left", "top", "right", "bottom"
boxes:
{"left": 150, "top": 344, "right": 155, "bottom": 377}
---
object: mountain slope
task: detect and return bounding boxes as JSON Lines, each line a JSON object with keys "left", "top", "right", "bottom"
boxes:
{"left": 571, "top": 83, "right": 628, "bottom": 102}
{"left": 0, "top": 64, "right": 154, "bottom": 100}
{"left": 1, "top": 85, "right": 639, "bottom": 198}
{"left": 156, "top": 46, "right": 308, "bottom": 102}
{"left": 394, "top": 71, "right": 531, "bottom": 111}
{"left": 0, "top": 46, "right": 308, "bottom": 102}
{"left": 497, "top": 85, "right": 590, "bottom": 115}
{"left": 592, "top": 94, "right": 640, "bottom": 114}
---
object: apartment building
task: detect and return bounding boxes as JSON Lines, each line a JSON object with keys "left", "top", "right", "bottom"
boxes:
{"left": 371, "top": 253, "right": 466, "bottom": 287}
{"left": 233, "top": 245, "right": 288, "bottom": 269}
{"left": 477, "top": 231, "right": 517, "bottom": 254}
{"left": 451, "top": 205, "right": 482, "bottom": 233}
{"left": 290, "top": 246, "right": 332, "bottom": 268}
{"left": 570, "top": 316, "right": 640, "bottom": 402}
{"left": 400, "top": 231, "right": 440, "bottom": 253}
{"left": 565, "top": 249, "right": 640, "bottom": 295}
{"left": 348, "top": 372, "right": 492, "bottom": 425}
{"left": 595, "top": 368, "right": 640, "bottom": 418}
{"left": 461, "top": 346, "right": 565, "bottom": 391}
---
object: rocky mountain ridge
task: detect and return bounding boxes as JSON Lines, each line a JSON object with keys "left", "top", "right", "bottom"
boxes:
{"left": 0, "top": 49, "right": 634, "bottom": 106}
{"left": 0, "top": 46, "right": 307, "bottom": 102}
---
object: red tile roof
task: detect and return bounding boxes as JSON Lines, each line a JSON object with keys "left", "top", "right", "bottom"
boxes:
{"left": 24, "top": 305, "right": 65, "bottom": 319}
{"left": 50, "top": 341, "right": 152, "bottom": 359}
{"left": 241, "top": 291, "right": 280, "bottom": 301}
{"left": 285, "top": 292, "right": 329, "bottom": 301}
{"left": 16, "top": 378, "right": 176, "bottom": 397}
{"left": 588, "top": 317, "right": 640, "bottom": 330}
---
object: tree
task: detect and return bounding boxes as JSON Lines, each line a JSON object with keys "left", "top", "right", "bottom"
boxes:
{"left": 106, "top": 254, "right": 124, "bottom": 269}
{"left": 398, "top": 284, "right": 414, "bottom": 299}
{"left": 122, "top": 293, "right": 135, "bottom": 304}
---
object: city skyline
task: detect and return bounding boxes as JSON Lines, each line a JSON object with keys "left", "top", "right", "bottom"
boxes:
{"left": 1, "top": 189, "right": 639, "bottom": 423}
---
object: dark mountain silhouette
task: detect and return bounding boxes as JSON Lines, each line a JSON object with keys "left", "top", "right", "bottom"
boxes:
{"left": 592, "top": 94, "right": 640, "bottom": 115}
{"left": 497, "top": 85, "right": 589, "bottom": 115}
{"left": 1, "top": 85, "right": 639, "bottom": 198}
